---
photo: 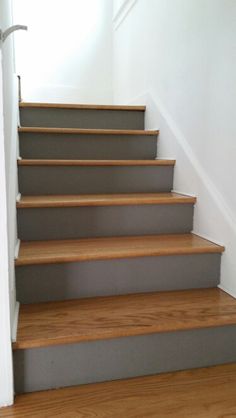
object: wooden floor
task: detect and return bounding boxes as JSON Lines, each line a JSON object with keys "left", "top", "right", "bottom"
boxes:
{"left": 17, "top": 192, "right": 196, "bottom": 208}
{"left": 15, "top": 233, "right": 224, "bottom": 266}
{"left": 2, "top": 363, "right": 236, "bottom": 417}
{"left": 13, "top": 288, "right": 236, "bottom": 350}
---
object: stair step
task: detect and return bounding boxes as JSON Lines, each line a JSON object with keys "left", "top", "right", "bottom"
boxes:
{"left": 3, "top": 363, "right": 236, "bottom": 417}
{"left": 17, "top": 192, "right": 196, "bottom": 208}
{"left": 15, "top": 233, "right": 224, "bottom": 266}
{"left": 13, "top": 288, "right": 235, "bottom": 350}
{"left": 19, "top": 127, "right": 159, "bottom": 160}
{"left": 18, "top": 159, "right": 174, "bottom": 166}
{"left": 19, "top": 102, "right": 146, "bottom": 130}
{"left": 19, "top": 102, "right": 146, "bottom": 111}
{"left": 18, "top": 127, "right": 158, "bottom": 135}
{"left": 16, "top": 253, "right": 221, "bottom": 304}
{"left": 17, "top": 192, "right": 195, "bottom": 241}
{"left": 17, "top": 197, "right": 195, "bottom": 241}
{"left": 18, "top": 159, "right": 175, "bottom": 195}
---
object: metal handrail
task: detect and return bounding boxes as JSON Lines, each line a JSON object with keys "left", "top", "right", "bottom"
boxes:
{"left": 0, "top": 25, "right": 27, "bottom": 43}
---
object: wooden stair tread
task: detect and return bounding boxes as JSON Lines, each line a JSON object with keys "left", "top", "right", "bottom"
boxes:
{"left": 18, "top": 159, "right": 176, "bottom": 166}
{"left": 13, "top": 288, "right": 235, "bottom": 350}
{"left": 2, "top": 363, "right": 236, "bottom": 417}
{"left": 15, "top": 234, "right": 224, "bottom": 266}
{"left": 19, "top": 102, "right": 146, "bottom": 111}
{"left": 17, "top": 192, "right": 196, "bottom": 208}
{"left": 18, "top": 127, "right": 158, "bottom": 135}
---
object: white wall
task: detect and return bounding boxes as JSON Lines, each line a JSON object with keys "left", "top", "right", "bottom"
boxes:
{"left": 13, "top": 0, "right": 113, "bottom": 103}
{"left": 113, "top": 0, "right": 236, "bottom": 296}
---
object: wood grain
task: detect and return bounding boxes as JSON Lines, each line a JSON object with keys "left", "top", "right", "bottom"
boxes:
{"left": 2, "top": 363, "right": 236, "bottom": 417}
{"left": 17, "top": 159, "right": 176, "bottom": 166}
{"left": 18, "top": 127, "right": 158, "bottom": 136}
{"left": 17, "top": 192, "right": 196, "bottom": 208}
{"left": 13, "top": 288, "right": 235, "bottom": 350}
{"left": 15, "top": 233, "right": 224, "bottom": 266}
{"left": 19, "top": 102, "right": 146, "bottom": 111}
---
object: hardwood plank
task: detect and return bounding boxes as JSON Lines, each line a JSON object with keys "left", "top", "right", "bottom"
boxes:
{"left": 19, "top": 102, "right": 146, "bottom": 111}
{"left": 15, "top": 234, "right": 224, "bottom": 266}
{"left": 17, "top": 159, "right": 176, "bottom": 166}
{"left": 2, "top": 363, "right": 236, "bottom": 417}
{"left": 17, "top": 192, "right": 196, "bottom": 208}
{"left": 13, "top": 288, "right": 235, "bottom": 349}
{"left": 3, "top": 362, "right": 236, "bottom": 417}
{"left": 18, "top": 127, "right": 158, "bottom": 135}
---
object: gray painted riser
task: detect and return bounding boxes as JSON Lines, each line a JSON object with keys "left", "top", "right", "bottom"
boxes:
{"left": 17, "top": 204, "right": 194, "bottom": 241}
{"left": 19, "top": 133, "right": 157, "bottom": 160}
{"left": 14, "top": 325, "right": 236, "bottom": 393}
{"left": 16, "top": 254, "right": 221, "bottom": 304}
{"left": 18, "top": 166, "right": 174, "bottom": 195}
{"left": 20, "top": 108, "right": 145, "bottom": 130}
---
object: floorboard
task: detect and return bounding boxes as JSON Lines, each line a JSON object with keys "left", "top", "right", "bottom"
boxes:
{"left": 1, "top": 363, "right": 236, "bottom": 417}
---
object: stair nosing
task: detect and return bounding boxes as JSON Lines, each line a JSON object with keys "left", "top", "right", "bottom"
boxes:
{"left": 13, "top": 288, "right": 234, "bottom": 350}
{"left": 15, "top": 233, "right": 225, "bottom": 267}
{"left": 19, "top": 102, "right": 146, "bottom": 111}
{"left": 18, "top": 127, "right": 158, "bottom": 136}
{"left": 17, "top": 159, "right": 176, "bottom": 166}
{"left": 17, "top": 192, "right": 197, "bottom": 208}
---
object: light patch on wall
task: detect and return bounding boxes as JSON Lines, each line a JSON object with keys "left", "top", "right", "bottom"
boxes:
{"left": 13, "top": 0, "right": 107, "bottom": 99}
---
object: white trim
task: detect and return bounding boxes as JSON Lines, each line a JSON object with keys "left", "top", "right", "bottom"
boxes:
{"left": 0, "top": 50, "right": 14, "bottom": 408}
{"left": 193, "top": 232, "right": 225, "bottom": 248}
{"left": 14, "top": 239, "right": 20, "bottom": 260}
{"left": 155, "top": 157, "right": 176, "bottom": 161}
{"left": 16, "top": 192, "right": 21, "bottom": 202}
{"left": 148, "top": 92, "right": 236, "bottom": 236}
{"left": 113, "top": 0, "right": 138, "bottom": 30}
{"left": 12, "top": 302, "right": 20, "bottom": 343}
{"left": 172, "top": 189, "right": 197, "bottom": 199}
{"left": 127, "top": 91, "right": 236, "bottom": 296}
{"left": 218, "top": 284, "right": 236, "bottom": 299}
{"left": 128, "top": 90, "right": 236, "bottom": 236}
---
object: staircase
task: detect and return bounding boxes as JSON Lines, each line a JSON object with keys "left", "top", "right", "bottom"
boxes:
{"left": 13, "top": 101, "right": 236, "bottom": 396}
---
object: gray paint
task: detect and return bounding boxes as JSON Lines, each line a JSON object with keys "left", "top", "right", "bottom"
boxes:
{"left": 18, "top": 165, "right": 174, "bottom": 195}
{"left": 20, "top": 108, "right": 145, "bottom": 130}
{"left": 19, "top": 132, "right": 157, "bottom": 160}
{"left": 14, "top": 325, "right": 236, "bottom": 393}
{"left": 17, "top": 204, "right": 194, "bottom": 241}
{"left": 16, "top": 254, "right": 221, "bottom": 303}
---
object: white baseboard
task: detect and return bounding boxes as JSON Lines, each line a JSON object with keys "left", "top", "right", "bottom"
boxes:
{"left": 12, "top": 302, "right": 20, "bottom": 343}
{"left": 127, "top": 90, "right": 236, "bottom": 295}
{"left": 155, "top": 157, "right": 176, "bottom": 160}
{"left": 113, "top": 0, "right": 138, "bottom": 30}
{"left": 172, "top": 189, "right": 196, "bottom": 199}
{"left": 192, "top": 232, "right": 225, "bottom": 248}
{"left": 14, "top": 239, "right": 20, "bottom": 259}
{"left": 218, "top": 284, "right": 236, "bottom": 299}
